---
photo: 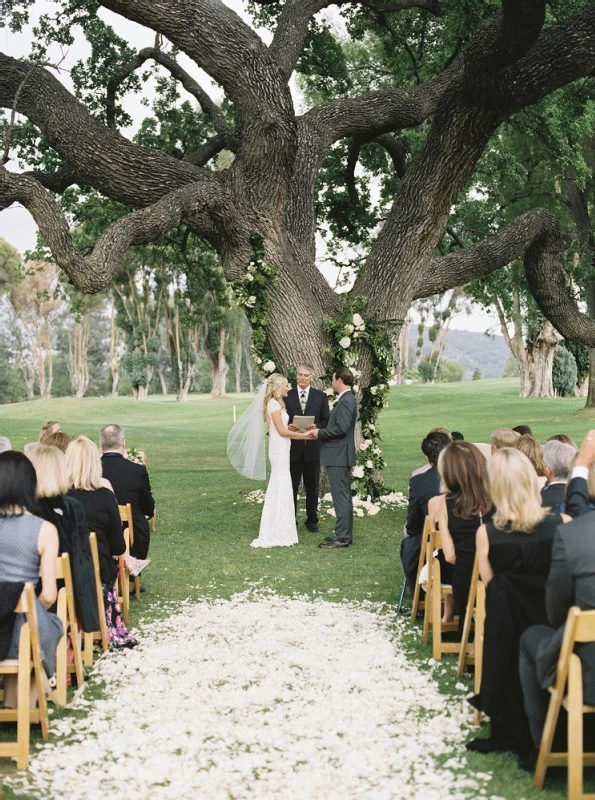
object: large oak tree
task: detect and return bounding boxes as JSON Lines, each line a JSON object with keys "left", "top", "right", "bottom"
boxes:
{"left": 2, "top": 0, "right": 595, "bottom": 384}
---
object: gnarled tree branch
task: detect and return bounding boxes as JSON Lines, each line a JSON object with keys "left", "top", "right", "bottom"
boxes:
{"left": 0, "top": 166, "right": 241, "bottom": 292}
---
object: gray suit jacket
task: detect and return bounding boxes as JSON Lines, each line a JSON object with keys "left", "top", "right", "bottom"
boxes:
{"left": 318, "top": 391, "right": 357, "bottom": 467}
{"left": 536, "top": 511, "right": 595, "bottom": 702}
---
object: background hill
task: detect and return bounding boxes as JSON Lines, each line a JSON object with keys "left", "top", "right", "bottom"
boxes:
{"left": 409, "top": 327, "right": 509, "bottom": 380}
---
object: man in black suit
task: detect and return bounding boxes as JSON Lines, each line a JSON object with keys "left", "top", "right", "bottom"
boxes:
{"left": 520, "top": 430, "right": 595, "bottom": 766}
{"left": 100, "top": 424, "right": 155, "bottom": 560}
{"left": 540, "top": 439, "right": 576, "bottom": 511}
{"left": 285, "top": 363, "right": 330, "bottom": 533}
{"left": 400, "top": 431, "right": 451, "bottom": 592}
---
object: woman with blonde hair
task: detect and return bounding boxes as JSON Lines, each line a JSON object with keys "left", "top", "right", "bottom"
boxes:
{"left": 228, "top": 373, "right": 311, "bottom": 548}
{"left": 27, "top": 444, "right": 99, "bottom": 634}
{"left": 514, "top": 434, "right": 547, "bottom": 489}
{"left": 66, "top": 436, "right": 141, "bottom": 649}
{"left": 468, "top": 447, "right": 568, "bottom": 757}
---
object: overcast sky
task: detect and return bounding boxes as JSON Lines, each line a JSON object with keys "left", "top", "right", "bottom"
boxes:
{"left": 0, "top": 1, "right": 498, "bottom": 335}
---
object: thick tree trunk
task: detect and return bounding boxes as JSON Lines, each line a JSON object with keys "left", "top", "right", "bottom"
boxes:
{"left": 109, "top": 303, "right": 120, "bottom": 397}
{"left": 68, "top": 318, "right": 90, "bottom": 398}
{"left": 209, "top": 327, "right": 228, "bottom": 399}
{"left": 158, "top": 367, "right": 168, "bottom": 395}
{"left": 527, "top": 322, "right": 561, "bottom": 398}
{"left": 177, "top": 364, "right": 195, "bottom": 403}
{"left": 137, "top": 384, "right": 149, "bottom": 401}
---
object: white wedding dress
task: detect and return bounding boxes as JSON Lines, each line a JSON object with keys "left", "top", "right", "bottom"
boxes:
{"left": 251, "top": 399, "right": 299, "bottom": 548}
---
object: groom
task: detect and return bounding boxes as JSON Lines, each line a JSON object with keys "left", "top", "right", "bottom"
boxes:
{"left": 308, "top": 367, "right": 357, "bottom": 549}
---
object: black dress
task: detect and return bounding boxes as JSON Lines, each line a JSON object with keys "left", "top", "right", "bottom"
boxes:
{"left": 470, "top": 513, "right": 562, "bottom": 744}
{"left": 68, "top": 488, "right": 126, "bottom": 585}
{"left": 439, "top": 496, "right": 493, "bottom": 635}
{"left": 38, "top": 495, "right": 100, "bottom": 633}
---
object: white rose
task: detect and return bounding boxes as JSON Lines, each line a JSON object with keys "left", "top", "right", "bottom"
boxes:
{"left": 368, "top": 505, "right": 380, "bottom": 516}
{"left": 245, "top": 272, "right": 254, "bottom": 281}
{"left": 355, "top": 508, "right": 364, "bottom": 517}
{"left": 353, "top": 332, "right": 359, "bottom": 339}
{"left": 353, "top": 384, "right": 359, "bottom": 392}
{"left": 343, "top": 323, "right": 355, "bottom": 334}
{"left": 349, "top": 367, "right": 360, "bottom": 377}
{"left": 255, "top": 356, "right": 262, "bottom": 364}
{"left": 327, "top": 508, "right": 336, "bottom": 517}
{"left": 324, "top": 388, "right": 335, "bottom": 396}
{"left": 352, "top": 466, "right": 365, "bottom": 479}
{"left": 370, "top": 386, "right": 378, "bottom": 395}
{"left": 358, "top": 323, "right": 366, "bottom": 331}
{"left": 323, "top": 493, "right": 333, "bottom": 502}
{"left": 245, "top": 295, "right": 256, "bottom": 307}
{"left": 366, "top": 460, "right": 373, "bottom": 469}
{"left": 352, "top": 313, "right": 364, "bottom": 326}
{"left": 263, "top": 360, "right": 276, "bottom": 372}
{"left": 359, "top": 440, "right": 371, "bottom": 451}
{"left": 367, "top": 423, "right": 375, "bottom": 431}
{"left": 338, "top": 336, "right": 351, "bottom": 349}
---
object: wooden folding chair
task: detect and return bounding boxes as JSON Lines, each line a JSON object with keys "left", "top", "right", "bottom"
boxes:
{"left": 534, "top": 607, "right": 595, "bottom": 799}
{"left": 82, "top": 532, "right": 110, "bottom": 667}
{"left": 410, "top": 517, "right": 432, "bottom": 620}
{"left": 0, "top": 583, "right": 50, "bottom": 769}
{"left": 456, "top": 554, "right": 480, "bottom": 678}
{"left": 422, "top": 527, "right": 459, "bottom": 659}
{"left": 52, "top": 553, "right": 84, "bottom": 706}
{"left": 472, "top": 579, "right": 486, "bottom": 727}
{"left": 119, "top": 503, "right": 141, "bottom": 602}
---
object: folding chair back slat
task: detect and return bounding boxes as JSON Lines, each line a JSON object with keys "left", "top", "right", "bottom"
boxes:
{"left": 456, "top": 554, "right": 479, "bottom": 678}
{"left": 83, "top": 532, "right": 110, "bottom": 667}
{"left": 410, "top": 517, "right": 431, "bottom": 620}
{"left": 119, "top": 503, "right": 141, "bottom": 602}
{"left": 534, "top": 607, "right": 595, "bottom": 798}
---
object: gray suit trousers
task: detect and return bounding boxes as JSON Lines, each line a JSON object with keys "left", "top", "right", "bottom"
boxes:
{"left": 327, "top": 466, "right": 353, "bottom": 543}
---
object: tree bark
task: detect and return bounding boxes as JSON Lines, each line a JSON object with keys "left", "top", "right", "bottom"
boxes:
{"left": 208, "top": 327, "right": 228, "bottom": 399}
{"left": 527, "top": 322, "right": 561, "bottom": 398}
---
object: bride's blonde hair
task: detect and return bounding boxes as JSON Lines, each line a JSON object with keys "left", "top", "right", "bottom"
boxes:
{"left": 263, "top": 373, "right": 288, "bottom": 418}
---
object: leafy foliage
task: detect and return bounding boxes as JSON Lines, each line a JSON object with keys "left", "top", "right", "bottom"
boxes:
{"left": 552, "top": 346, "right": 578, "bottom": 397}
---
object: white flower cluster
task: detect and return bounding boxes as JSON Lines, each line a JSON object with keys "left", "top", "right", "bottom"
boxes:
{"left": 7, "top": 593, "right": 492, "bottom": 800}
{"left": 319, "top": 489, "right": 407, "bottom": 516}
{"left": 338, "top": 313, "right": 367, "bottom": 351}
{"left": 244, "top": 489, "right": 267, "bottom": 504}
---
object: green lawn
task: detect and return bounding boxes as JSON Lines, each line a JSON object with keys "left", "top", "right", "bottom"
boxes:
{"left": 1, "top": 379, "right": 594, "bottom": 798}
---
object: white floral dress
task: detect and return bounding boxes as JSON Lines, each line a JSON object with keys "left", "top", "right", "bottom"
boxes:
{"left": 251, "top": 399, "right": 298, "bottom": 548}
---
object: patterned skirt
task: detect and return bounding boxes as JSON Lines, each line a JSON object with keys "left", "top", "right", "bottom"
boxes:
{"left": 102, "top": 583, "right": 139, "bottom": 650}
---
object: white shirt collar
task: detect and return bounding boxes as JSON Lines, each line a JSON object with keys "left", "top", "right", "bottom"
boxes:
{"left": 298, "top": 385, "right": 310, "bottom": 397}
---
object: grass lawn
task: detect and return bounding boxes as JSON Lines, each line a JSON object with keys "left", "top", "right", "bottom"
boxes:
{"left": 1, "top": 378, "right": 594, "bottom": 798}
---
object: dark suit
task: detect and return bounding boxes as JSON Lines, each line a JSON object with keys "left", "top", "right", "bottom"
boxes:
{"left": 318, "top": 391, "right": 357, "bottom": 543}
{"left": 400, "top": 466, "right": 441, "bottom": 591}
{"left": 566, "top": 476, "right": 595, "bottom": 519}
{"left": 285, "top": 386, "right": 330, "bottom": 525}
{"left": 540, "top": 481, "right": 566, "bottom": 512}
{"left": 101, "top": 452, "right": 155, "bottom": 560}
{"left": 520, "top": 506, "right": 595, "bottom": 747}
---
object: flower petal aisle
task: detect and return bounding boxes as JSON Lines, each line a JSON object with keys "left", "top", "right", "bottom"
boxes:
{"left": 8, "top": 593, "right": 492, "bottom": 799}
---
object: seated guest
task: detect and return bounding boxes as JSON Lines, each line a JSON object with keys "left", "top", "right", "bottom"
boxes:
{"left": 23, "top": 442, "right": 39, "bottom": 458}
{"left": 513, "top": 425, "right": 533, "bottom": 436}
{"left": 401, "top": 431, "right": 451, "bottom": 591}
{"left": 42, "top": 431, "right": 73, "bottom": 453}
{"left": 0, "top": 436, "right": 11, "bottom": 453}
{"left": 28, "top": 445, "right": 99, "bottom": 634}
{"left": 451, "top": 431, "right": 464, "bottom": 441}
{"left": 411, "top": 428, "right": 452, "bottom": 477}
{"left": 101, "top": 424, "right": 155, "bottom": 561}
{"left": 566, "top": 453, "right": 595, "bottom": 519}
{"left": 515, "top": 435, "right": 548, "bottom": 489}
{"left": 541, "top": 440, "right": 576, "bottom": 511}
{"left": 0, "top": 451, "right": 63, "bottom": 707}
{"left": 490, "top": 428, "right": 520, "bottom": 452}
{"left": 38, "top": 421, "right": 61, "bottom": 443}
{"left": 547, "top": 433, "right": 576, "bottom": 448}
{"left": 428, "top": 441, "right": 493, "bottom": 633}
{"left": 520, "top": 430, "right": 595, "bottom": 768}
{"left": 468, "top": 448, "right": 567, "bottom": 755}
{"left": 66, "top": 437, "right": 141, "bottom": 649}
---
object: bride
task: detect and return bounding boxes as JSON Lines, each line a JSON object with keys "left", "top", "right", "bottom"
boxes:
{"left": 227, "top": 373, "right": 311, "bottom": 548}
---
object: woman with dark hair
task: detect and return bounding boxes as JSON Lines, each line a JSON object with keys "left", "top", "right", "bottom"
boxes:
{"left": 0, "top": 451, "right": 63, "bottom": 707}
{"left": 428, "top": 441, "right": 493, "bottom": 633}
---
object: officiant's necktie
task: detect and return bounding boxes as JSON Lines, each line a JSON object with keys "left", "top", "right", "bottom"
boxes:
{"left": 300, "top": 391, "right": 307, "bottom": 412}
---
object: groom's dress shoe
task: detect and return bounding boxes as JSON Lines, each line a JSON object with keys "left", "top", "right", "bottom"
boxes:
{"left": 323, "top": 536, "right": 334, "bottom": 542}
{"left": 305, "top": 523, "right": 319, "bottom": 532}
{"left": 318, "top": 540, "right": 349, "bottom": 549}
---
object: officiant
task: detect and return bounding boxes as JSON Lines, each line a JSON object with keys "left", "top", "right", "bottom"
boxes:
{"left": 286, "top": 364, "right": 330, "bottom": 533}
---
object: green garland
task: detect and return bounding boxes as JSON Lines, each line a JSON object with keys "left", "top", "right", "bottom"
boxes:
{"left": 231, "top": 234, "right": 280, "bottom": 377}
{"left": 323, "top": 297, "right": 402, "bottom": 499}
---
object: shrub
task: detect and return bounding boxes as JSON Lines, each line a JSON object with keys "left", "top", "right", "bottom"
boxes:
{"left": 552, "top": 346, "right": 578, "bottom": 397}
